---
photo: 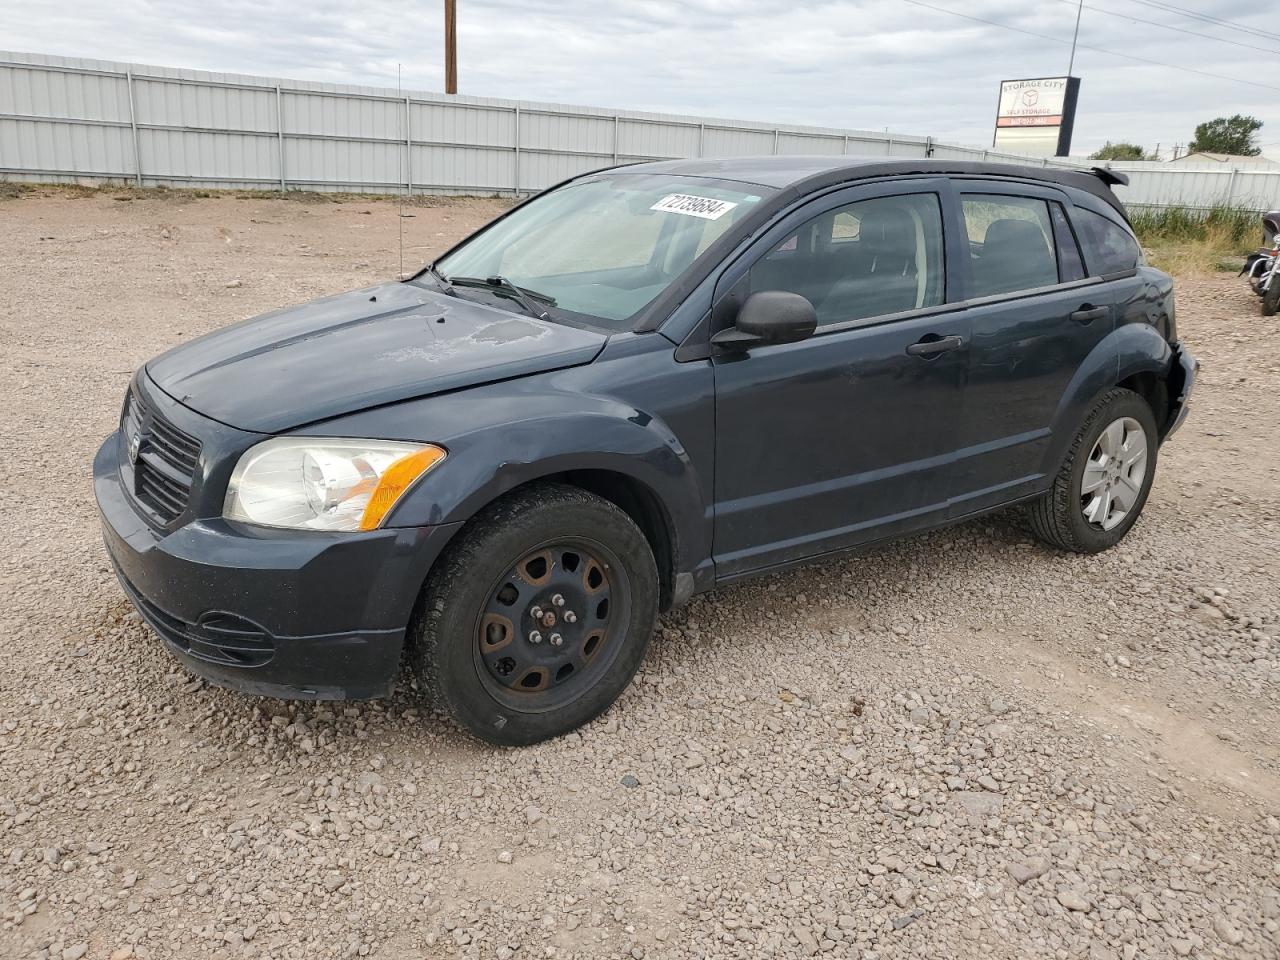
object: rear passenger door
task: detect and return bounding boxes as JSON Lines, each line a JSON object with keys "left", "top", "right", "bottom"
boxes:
{"left": 947, "top": 181, "right": 1138, "bottom": 515}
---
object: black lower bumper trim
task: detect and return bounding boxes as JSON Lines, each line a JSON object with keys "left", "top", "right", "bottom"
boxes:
{"left": 112, "top": 558, "right": 404, "bottom": 700}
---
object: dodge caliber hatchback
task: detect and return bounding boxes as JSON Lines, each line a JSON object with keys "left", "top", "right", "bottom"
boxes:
{"left": 96, "top": 157, "right": 1197, "bottom": 745}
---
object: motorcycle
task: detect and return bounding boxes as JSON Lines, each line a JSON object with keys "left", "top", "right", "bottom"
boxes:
{"left": 1242, "top": 209, "right": 1280, "bottom": 315}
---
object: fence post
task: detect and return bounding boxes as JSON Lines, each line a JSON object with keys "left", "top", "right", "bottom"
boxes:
{"left": 925, "top": 135, "right": 933, "bottom": 158}
{"left": 513, "top": 106, "right": 521, "bottom": 196}
{"left": 275, "top": 85, "right": 286, "bottom": 191}
{"left": 698, "top": 122, "right": 704, "bottom": 158}
{"left": 842, "top": 134, "right": 849, "bottom": 155}
{"left": 773, "top": 129, "right": 779, "bottom": 154}
{"left": 1224, "top": 167, "right": 1237, "bottom": 206}
{"left": 886, "top": 136, "right": 893, "bottom": 157}
{"left": 404, "top": 96, "right": 412, "bottom": 196}
{"left": 125, "top": 69, "right": 143, "bottom": 187}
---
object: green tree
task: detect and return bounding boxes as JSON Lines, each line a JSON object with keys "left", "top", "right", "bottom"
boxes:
{"left": 1090, "top": 141, "right": 1148, "bottom": 161}
{"left": 1188, "top": 115, "right": 1263, "bottom": 156}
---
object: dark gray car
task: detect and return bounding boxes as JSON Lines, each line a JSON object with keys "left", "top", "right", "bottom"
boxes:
{"left": 94, "top": 157, "right": 1197, "bottom": 745}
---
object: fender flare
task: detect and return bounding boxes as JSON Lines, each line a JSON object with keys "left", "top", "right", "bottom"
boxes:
{"left": 1040, "top": 323, "right": 1173, "bottom": 475}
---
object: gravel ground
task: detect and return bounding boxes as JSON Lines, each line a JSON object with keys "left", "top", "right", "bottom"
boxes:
{"left": 1, "top": 188, "right": 1278, "bottom": 960}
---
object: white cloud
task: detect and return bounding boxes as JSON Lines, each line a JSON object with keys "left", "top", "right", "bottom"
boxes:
{"left": 5, "top": 0, "right": 1279, "bottom": 156}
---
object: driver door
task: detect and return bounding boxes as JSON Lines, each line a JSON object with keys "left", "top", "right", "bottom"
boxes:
{"left": 711, "top": 179, "right": 971, "bottom": 577}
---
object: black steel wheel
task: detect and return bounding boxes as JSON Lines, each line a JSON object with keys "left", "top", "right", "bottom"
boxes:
{"left": 475, "top": 538, "right": 630, "bottom": 712}
{"left": 409, "top": 483, "right": 658, "bottom": 746}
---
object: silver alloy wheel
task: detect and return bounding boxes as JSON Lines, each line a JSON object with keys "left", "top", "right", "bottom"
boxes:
{"left": 1080, "top": 415, "right": 1148, "bottom": 531}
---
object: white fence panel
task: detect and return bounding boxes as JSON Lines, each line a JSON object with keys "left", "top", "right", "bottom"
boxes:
{"left": 1231, "top": 172, "right": 1280, "bottom": 211}
{"left": 703, "top": 126, "right": 775, "bottom": 158}
{"left": 0, "top": 115, "right": 134, "bottom": 178}
{"left": 4, "top": 50, "right": 1280, "bottom": 212}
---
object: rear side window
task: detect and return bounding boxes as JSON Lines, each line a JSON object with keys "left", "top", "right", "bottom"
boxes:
{"left": 961, "top": 195, "right": 1059, "bottom": 297}
{"left": 1073, "top": 207, "right": 1142, "bottom": 275}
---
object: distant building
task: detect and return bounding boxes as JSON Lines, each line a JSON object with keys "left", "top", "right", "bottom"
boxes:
{"left": 1168, "top": 152, "right": 1280, "bottom": 169}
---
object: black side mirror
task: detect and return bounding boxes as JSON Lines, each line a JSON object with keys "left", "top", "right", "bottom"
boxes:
{"left": 711, "top": 290, "right": 817, "bottom": 350}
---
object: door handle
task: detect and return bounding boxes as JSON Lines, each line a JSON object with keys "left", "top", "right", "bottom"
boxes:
{"left": 906, "top": 334, "right": 965, "bottom": 358}
{"left": 1071, "top": 304, "right": 1109, "bottom": 324}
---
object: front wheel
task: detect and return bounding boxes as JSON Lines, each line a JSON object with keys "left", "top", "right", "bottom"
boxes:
{"left": 1028, "top": 388, "right": 1158, "bottom": 553}
{"left": 409, "top": 483, "right": 658, "bottom": 746}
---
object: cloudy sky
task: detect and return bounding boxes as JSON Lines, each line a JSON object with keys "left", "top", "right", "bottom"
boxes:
{"left": 6, "top": 0, "right": 1280, "bottom": 157}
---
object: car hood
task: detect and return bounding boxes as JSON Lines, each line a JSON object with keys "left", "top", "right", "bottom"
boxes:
{"left": 146, "top": 282, "right": 607, "bottom": 433}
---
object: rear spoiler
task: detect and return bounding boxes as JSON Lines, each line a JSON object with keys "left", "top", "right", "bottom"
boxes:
{"left": 1091, "top": 166, "right": 1130, "bottom": 188}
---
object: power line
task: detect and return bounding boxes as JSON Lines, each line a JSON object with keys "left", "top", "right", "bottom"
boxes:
{"left": 1122, "top": 0, "right": 1280, "bottom": 45}
{"left": 1052, "top": 0, "right": 1280, "bottom": 56}
{"left": 896, "top": 0, "right": 1280, "bottom": 93}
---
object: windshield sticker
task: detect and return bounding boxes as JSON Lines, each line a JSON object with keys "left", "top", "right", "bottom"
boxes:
{"left": 650, "top": 194, "right": 739, "bottom": 220}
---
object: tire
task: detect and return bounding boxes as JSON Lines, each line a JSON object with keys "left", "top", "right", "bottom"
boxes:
{"left": 1027, "top": 388, "right": 1158, "bottom": 554}
{"left": 408, "top": 483, "right": 658, "bottom": 746}
{"left": 1263, "top": 276, "right": 1280, "bottom": 316}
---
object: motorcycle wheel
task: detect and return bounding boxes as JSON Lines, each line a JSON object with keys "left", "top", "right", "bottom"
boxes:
{"left": 1264, "top": 277, "right": 1280, "bottom": 316}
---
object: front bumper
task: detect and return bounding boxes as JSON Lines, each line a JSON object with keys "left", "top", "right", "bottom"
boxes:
{"left": 94, "top": 432, "right": 461, "bottom": 700}
{"left": 1163, "top": 340, "right": 1199, "bottom": 441}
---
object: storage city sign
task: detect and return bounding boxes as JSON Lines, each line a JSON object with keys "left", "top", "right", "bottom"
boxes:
{"left": 993, "top": 77, "right": 1081, "bottom": 158}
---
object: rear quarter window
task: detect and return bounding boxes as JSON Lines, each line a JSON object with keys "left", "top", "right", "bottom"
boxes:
{"left": 1073, "top": 207, "right": 1142, "bottom": 275}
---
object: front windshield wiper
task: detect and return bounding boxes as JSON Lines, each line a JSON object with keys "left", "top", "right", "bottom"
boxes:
{"left": 424, "top": 263, "right": 456, "bottom": 296}
{"left": 446, "top": 275, "right": 555, "bottom": 320}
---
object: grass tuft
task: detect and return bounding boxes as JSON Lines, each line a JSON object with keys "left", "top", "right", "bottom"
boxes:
{"left": 1128, "top": 204, "right": 1261, "bottom": 276}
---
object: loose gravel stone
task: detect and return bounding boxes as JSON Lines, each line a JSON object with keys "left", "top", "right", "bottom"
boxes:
{"left": 1056, "top": 890, "right": 1092, "bottom": 913}
{"left": 1006, "top": 857, "right": 1050, "bottom": 885}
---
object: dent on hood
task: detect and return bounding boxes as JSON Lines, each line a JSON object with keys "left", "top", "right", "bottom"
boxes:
{"left": 379, "top": 315, "right": 551, "bottom": 365}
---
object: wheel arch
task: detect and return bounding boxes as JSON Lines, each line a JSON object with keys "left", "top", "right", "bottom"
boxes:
{"left": 381, "top": 414, "right": 707, "bottom": 612}
{"left": 1116, "top": 369, "right": 1171, "bottom": 439}
{"left": 1042, "top": 322, "right": 1174, "bottom": 475}
{"left": 430, "top": 469, "right": 682, "bottom": 611}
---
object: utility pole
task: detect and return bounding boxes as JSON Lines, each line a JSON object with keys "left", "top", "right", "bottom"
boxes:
{"left": 444, "top": 0, "right": 457, "bottom": 94}
{"left": 1067, "top": 0, "right": 1083, "bottom": 76}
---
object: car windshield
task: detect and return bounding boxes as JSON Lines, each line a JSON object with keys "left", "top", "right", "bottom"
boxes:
{"left": 433, "top": 173, "right": 769, "bottom": 327}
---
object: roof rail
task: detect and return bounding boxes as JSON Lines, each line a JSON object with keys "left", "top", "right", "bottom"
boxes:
{"left": 1091, "top": 166, "right": 1130, "bottom": 188}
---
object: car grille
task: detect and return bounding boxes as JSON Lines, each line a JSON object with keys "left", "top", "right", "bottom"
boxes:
{"left": 122, "top": 387, "right": 202, "bottom": 525}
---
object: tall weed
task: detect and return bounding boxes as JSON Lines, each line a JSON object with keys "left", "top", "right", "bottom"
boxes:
{"left": 1128, "top": 204, "right": 1260, "bottom": 275}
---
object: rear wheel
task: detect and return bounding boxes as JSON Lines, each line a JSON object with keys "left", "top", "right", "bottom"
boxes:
{"left": 1028, "top": 388, "right": 1158, "bottom": 553}
{"left": 409, "top": 483, "right": 658, "bottom": 746}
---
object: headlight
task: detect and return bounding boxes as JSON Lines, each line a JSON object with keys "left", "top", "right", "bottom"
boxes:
{"left": 223, "top": 438, "right": 446, "bottom": 532}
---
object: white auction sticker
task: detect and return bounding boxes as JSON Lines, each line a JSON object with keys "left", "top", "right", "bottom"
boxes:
{"left": 650, "top": 194, "right": 739, "bottom": 220}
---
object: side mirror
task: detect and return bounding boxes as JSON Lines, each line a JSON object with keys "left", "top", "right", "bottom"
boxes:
{"left": 711, "top": 290, "right": 817, "bottom": 350}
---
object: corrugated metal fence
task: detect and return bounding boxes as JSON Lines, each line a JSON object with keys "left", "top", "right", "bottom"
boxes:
{"left": 4, "top": 50, "right": 1280, "bottom": 212}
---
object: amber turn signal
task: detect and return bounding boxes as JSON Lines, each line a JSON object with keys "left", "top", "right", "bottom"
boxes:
{"left": 359, "top": 445, "right": 448, "bottom": 530}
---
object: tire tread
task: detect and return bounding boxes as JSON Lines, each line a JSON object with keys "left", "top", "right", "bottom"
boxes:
{"left": 408, "top": 482, "right": 656, "bottom": 745}
{"left": 1028, "top": 387, "right": 1145, "bottom": 553}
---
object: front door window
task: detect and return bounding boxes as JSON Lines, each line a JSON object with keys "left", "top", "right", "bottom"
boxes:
{"left": 746, "top": 193, "right": 946, "bottom": 326}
